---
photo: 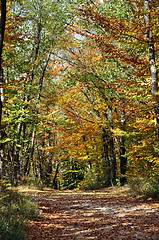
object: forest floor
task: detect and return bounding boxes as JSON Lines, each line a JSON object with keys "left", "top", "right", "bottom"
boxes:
{"left": 18, "top": 186, "right": 159, "bottom": 240}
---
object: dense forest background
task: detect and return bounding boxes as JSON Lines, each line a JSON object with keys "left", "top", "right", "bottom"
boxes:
{"left": 0, "top": 0, "right": 159, "bottom": 197}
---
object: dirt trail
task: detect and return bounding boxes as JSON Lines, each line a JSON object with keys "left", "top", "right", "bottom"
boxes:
{"left": 23, "top": 187, "right": 159, "bottom": 240}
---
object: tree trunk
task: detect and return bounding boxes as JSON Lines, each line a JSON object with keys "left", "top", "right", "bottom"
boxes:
{"left": 119, "top": 109, "right": 127, "bottom": 185}
{"left": 0, "top": 1, "right": 6, "bottom": 179}
{"left": 102, "top": 127, "right": 111, "bottom": 186}
{"left": 108, "top": 107, "right": 116, "bottom": 185}
{"left": 52, "top": 162, "right": 60, "bottom": 190}
{"left": 0, "top": 0, "right": 6, "bottom": 127}
{"left": 144, "top": 0, "right": 159, "bottom": 136}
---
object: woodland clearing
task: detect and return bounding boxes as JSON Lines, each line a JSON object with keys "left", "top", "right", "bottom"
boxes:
{"left": 17, "top": 186, "right": 159, "bottom": 240}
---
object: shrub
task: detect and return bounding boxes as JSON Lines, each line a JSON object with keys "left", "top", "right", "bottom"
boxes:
{"left": 0, "top": 217, "right": 25, "bottom": 240}
{"left": 128, "top": 176, "right": 159, "bottom": 199}
{"left": 0, "top": 181, "right": 38, "bottom": 240}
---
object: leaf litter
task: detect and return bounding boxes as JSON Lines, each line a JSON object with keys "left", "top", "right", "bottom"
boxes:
{"left": 23, "top": 187, "right": 159, "bottom": 240}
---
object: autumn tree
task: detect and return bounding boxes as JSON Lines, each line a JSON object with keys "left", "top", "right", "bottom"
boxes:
{"left": 0, "top": 0, "right": 158, "bottom": 194}
{"left": 74, "top": 0, "right": 159, "bottom": 186}
{"left": 46, "top": 0, "right": 159, "bottom": 189}
{"left": 0, "top": 0, "right": 75, "bottom": 185}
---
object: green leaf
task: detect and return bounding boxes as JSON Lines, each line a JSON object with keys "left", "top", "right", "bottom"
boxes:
{"left": 0, "top": 138, "right": 12, "bottom": 144}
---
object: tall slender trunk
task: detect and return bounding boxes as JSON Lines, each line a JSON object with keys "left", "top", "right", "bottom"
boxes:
{"left": 23, "top": 127, "right": 33, "bottom": 176}
{"left": 30, "top": 129, "right": 36, "bottom": 177}
{"left": 0, "top": 1, "right": 6, "bottom": 179}
{"left": 119, "top": 109, "right": 127, "bottom": 185}
{"left": 144, "top": 0, "right": 159, "bottom": 136}
{"left": 45, "top": 137, "right": 53, "bottom": 186}
{"left": 52, "top": 162, "right": 59, "bottom": 190}
{"left": 102, "top": 127, "right": 111, "bottom": 186}
{"left": 108, "top": 107, "right": 116, "bottom": 185}
{"left": 22, "top": 5, "right": 43, "bottom": 179}
{"left": 0, "top": 0, "right": 6, "bottom": 127}
{"left": 10, "top": 122, "right": 23, "bottom": 186}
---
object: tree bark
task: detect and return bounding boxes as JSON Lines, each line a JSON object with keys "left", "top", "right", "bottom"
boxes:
{"left": 0, "top": 0, "right": 6, "bottom": 127}
{"left": 119, "top": 109, "right": 127, "bottom": 185}
{"left": 102, "top": 127, "right": 111, "bottom": 186}
{"left": 52, "top": 162, "right": 59, "bottom": 190}
{"left": 144, "top": 0, "right": 159, "bottom": 136}
{"left": 108, "top": 107, "right": 116, "bottom": 185}
{"left": 0, "top": 1, "right": 6, "bottom": 179}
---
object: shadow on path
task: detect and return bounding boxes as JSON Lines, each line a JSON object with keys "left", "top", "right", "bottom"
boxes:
{"left": 25, "top": 188, "right": 159, "bottom": 240}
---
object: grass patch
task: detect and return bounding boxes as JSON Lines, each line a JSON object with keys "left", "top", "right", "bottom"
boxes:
{"left": 0, "top": 181, "right": 38, "bottom": 240}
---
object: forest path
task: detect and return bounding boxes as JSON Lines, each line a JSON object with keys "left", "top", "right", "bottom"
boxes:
{"left": 23, "top": 187, "right": 159, "bottom": 240}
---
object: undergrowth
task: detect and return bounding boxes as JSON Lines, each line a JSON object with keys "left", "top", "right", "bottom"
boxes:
{"left": 128, "top": 176, "right": 159, "bottom": 199}
{"left": 0, "top": 181, "right": 38, "bottom": 240}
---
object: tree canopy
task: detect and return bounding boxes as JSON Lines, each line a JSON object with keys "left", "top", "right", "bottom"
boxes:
{"left": 0, "top": 0, "right": 158, "bottom": 197}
